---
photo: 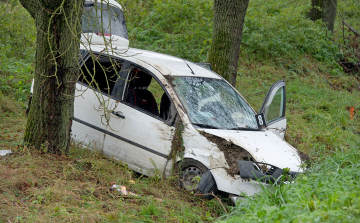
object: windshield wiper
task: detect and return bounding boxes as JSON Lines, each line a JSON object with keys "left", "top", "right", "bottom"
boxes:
{"left": 192, "top": 123, "right": 219, "bottom": 129}
{"left": 228, "top": 127, "right": 260, "bottom": 131}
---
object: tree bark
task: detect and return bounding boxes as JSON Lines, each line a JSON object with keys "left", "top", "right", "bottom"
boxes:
{"left": 310, "top": 0, "right": 337, "bottom": 32}
{"left": 207, "top": 0, "right": 249, "bottom": 87}
{"left": 20, "top": 0, "right": 84, "bottom": 155}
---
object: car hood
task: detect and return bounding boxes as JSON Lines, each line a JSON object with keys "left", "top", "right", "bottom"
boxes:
{"left": 203, "top": 129, "right": 303, "bottom": 173}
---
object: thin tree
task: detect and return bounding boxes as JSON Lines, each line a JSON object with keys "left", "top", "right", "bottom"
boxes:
{"left": 309, "top": 0, "right": 337, "bottom": 32}
{"left": 19, "top": 0, "right": 84, "bottom": 154}
{"left": 207, "top": 0, "right": 250, "bottom": 87}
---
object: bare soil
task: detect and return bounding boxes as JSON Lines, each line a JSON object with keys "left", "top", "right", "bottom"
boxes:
{"left": 200, "top": 131, "right": 252, "bottom": 176}
{"left": 298, "top": 150, "right": 311, "bottom": 163}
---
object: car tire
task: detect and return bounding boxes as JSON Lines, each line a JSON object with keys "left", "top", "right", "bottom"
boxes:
{"left": 176, "top": 158, "right": 217, "bottom": 199}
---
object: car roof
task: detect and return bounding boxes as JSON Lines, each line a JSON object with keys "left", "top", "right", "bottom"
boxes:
{"left": 83, "top": 45, "right": 222, "bottom": 79}
{"left": 85, "top": 0, "right": 123, "bottom": 10}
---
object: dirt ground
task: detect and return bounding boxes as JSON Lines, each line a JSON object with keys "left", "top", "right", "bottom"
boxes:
{"left": 200, "top": 131, "right": 252, "bottom": 176}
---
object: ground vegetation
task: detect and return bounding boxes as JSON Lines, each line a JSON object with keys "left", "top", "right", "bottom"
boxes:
{"left": 0, "top": 0, "right": 359, "bottom": 222}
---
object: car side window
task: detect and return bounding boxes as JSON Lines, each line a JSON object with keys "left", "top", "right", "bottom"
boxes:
{"left": 123, "top": 67, "right": 172, "bottom": 121}
{"left": 79, "top": 56, "right": 122, "bottom": 95}
{"left": 111, "top": 61, "right": 131, "bottom": 100}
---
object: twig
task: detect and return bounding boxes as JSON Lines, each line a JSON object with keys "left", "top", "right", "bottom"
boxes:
{"left": 212, "top": 191, "right": 228, "bottom": 213}
{"left": 330, "top": 0, "right": 360, "bottom": 37}
{"left": 343, "top": 21, "right": 360, "bottom": 37}
{"left": 194, "top": 192, "right": 228, "bottom": 213}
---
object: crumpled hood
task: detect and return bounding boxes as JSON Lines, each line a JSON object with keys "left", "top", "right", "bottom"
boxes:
{"left": 203, "top": 129, "right": 303, "bottom": 173}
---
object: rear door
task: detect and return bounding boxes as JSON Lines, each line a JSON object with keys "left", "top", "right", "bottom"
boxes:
{"left": 72, "top": 53, "right": 121, "bottom": 151}
{"left": 259, "top": 80, "right": 286, "bottom": 139}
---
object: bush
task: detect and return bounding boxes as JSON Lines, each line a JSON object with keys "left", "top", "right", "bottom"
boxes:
{"left": 242, "top": 0, "right": 339, "bottom": 64}
{"left": 122, "top": 0, "right": 213, "bottom": 62}
{"left": 0, "top": 0, "right": 35, "bottom": 60}
{"left": 0, "top": 1, "right": 35, "bottom": 102}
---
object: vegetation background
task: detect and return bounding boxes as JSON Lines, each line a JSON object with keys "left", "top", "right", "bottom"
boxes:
{"left": 0, "top": 0, "right": 359, "bottom": 222}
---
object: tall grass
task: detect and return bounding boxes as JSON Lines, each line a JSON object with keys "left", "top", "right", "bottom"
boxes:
{"left": 221, "top": 146, "right": 360, "bottom": 222}
{"left": 0, "top": 144, "right": 224, "bottom": 222}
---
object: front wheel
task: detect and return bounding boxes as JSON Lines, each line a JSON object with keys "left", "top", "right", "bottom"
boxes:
{"left": 176, "top": 158, "right": 217, "bottom": 199}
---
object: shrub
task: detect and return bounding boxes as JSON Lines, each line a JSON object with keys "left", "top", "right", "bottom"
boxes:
{"left": 242, "top": 0, "right": 339, "bottom": 64}
{"left": 122, "top": 0, "right": 213, "bottom": 62}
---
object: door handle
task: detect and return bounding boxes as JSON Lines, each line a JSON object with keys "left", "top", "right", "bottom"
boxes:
{"left": 112, "top": 111, "right": 125, "bottom": 119}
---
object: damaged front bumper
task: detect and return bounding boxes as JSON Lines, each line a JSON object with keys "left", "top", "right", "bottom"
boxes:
{"left": 238, "top": 161, "right": 299, "bottom": 184}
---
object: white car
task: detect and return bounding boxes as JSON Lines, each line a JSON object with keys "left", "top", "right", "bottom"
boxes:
{"left": 32, "top": 0, "right": 305, "bottom": 202}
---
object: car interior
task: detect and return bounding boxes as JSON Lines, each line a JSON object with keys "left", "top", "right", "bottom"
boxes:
{"left": 125, "top": 68, "right": 171, "bottom": 120}
{"left": 79, "top": 58, "right": 172, "bottom": 121}
{"left": 80, "top": 59, "right": 121, "bottom": 94}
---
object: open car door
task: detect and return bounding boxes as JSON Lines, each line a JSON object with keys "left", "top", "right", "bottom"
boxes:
{"left": 259, "top": 80, "right": 286, "bottom": 139}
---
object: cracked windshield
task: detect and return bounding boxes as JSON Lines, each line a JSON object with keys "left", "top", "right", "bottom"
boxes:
{"left": 172, "top": 77, "right": 258, "bottom": 130}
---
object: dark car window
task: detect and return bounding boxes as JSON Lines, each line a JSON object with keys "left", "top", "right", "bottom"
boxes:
{"left": 82, "top": 2, "right": 128, "bottom": 40}
{"left": 117, "top": 67, "right": 172, "bottom": 121}
{"left": 79, "top": 56, "right": 122, "bottom": 95}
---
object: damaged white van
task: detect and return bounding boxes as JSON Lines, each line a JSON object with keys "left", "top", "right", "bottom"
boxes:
{"left": 31, "top": 0, "right": 306, "bottom": 201}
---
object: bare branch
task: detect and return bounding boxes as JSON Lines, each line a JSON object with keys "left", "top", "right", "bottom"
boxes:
{"left": 343, "top": 21, "right": 360, "bottom": 37}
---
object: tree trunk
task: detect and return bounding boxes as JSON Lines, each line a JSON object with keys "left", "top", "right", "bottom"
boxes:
{"left": 207, "top": 0, "right": 249, "bottom": 87}
{"left": 20, "top": 0, "right": 84, "bottom": 155}
{"left": 310, "top": 0, "right": 337, "bottom": 32}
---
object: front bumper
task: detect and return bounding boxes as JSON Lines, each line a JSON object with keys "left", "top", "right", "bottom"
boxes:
{"left": 238, "top": 161, "right": 299, "bottom": 184}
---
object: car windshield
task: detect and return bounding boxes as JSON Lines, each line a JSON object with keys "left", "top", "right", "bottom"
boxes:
{"left": 172, "top": 77, "right": 258, "bottom": 130}
{"left": 82, "top": 2, "right": 128, "bottom": 39}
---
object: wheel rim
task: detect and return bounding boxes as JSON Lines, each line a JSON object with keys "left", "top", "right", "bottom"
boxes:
{"left": 182, "top": 166, "right": 203, "bottom": 191}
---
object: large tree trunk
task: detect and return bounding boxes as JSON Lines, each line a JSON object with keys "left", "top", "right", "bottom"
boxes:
{"left": 207, "top": 0, "right": 249, "bottom": 87}
{"left": 310, "top": 0, "right": 337, "bottom": 32}
{"left": 20, "top": 0, "right": 84, "bottom": 155}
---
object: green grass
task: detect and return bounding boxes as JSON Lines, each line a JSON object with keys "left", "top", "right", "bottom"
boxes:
{"left": 0, "top": 144, "right": 225, "bottom": 222}
{"left": 235, "top": 56, "right": 360, "bottom": 159}
{"left": 220, "top": 146, "right": 360, "bottom": 222}
{"left": 1, "top": 0, "right": 360, "bottom": 222}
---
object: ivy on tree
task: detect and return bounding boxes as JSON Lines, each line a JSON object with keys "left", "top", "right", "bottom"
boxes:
{"left": 19, "top": 0, "right": 84, "bottom": 154}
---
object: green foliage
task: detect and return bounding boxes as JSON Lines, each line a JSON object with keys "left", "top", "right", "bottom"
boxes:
{"left": 0, "top": 0, "right": 35, "bottom": 60}
{"left": 121, "top": 0, "right": 213, "bottom": 62}
{"left": 0, "top": 59, "right": 33, "bottom": 102}
{"left": 0, "top": 1, "right": 35, "bottom": 102}
{"left": 0, "top": 0, "right": 359, "bottom": 222}
{"left": 336, "top": 0, "right": 360, "bottom": 29}
{"left": 121, "top": 0, "right": 350, "bottom": 68}
{"left": 242, "top": 0, "right": 339, "bottom": 64}
{"left": 221, "top": 147, "right": 360, "bottom": 222}
{"left": 236, "top": 58, "right": 360, "bottom": 160}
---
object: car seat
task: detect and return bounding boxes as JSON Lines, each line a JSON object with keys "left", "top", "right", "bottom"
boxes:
{"left": 125, "top": 70, "right": 159, "bottom": 116}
